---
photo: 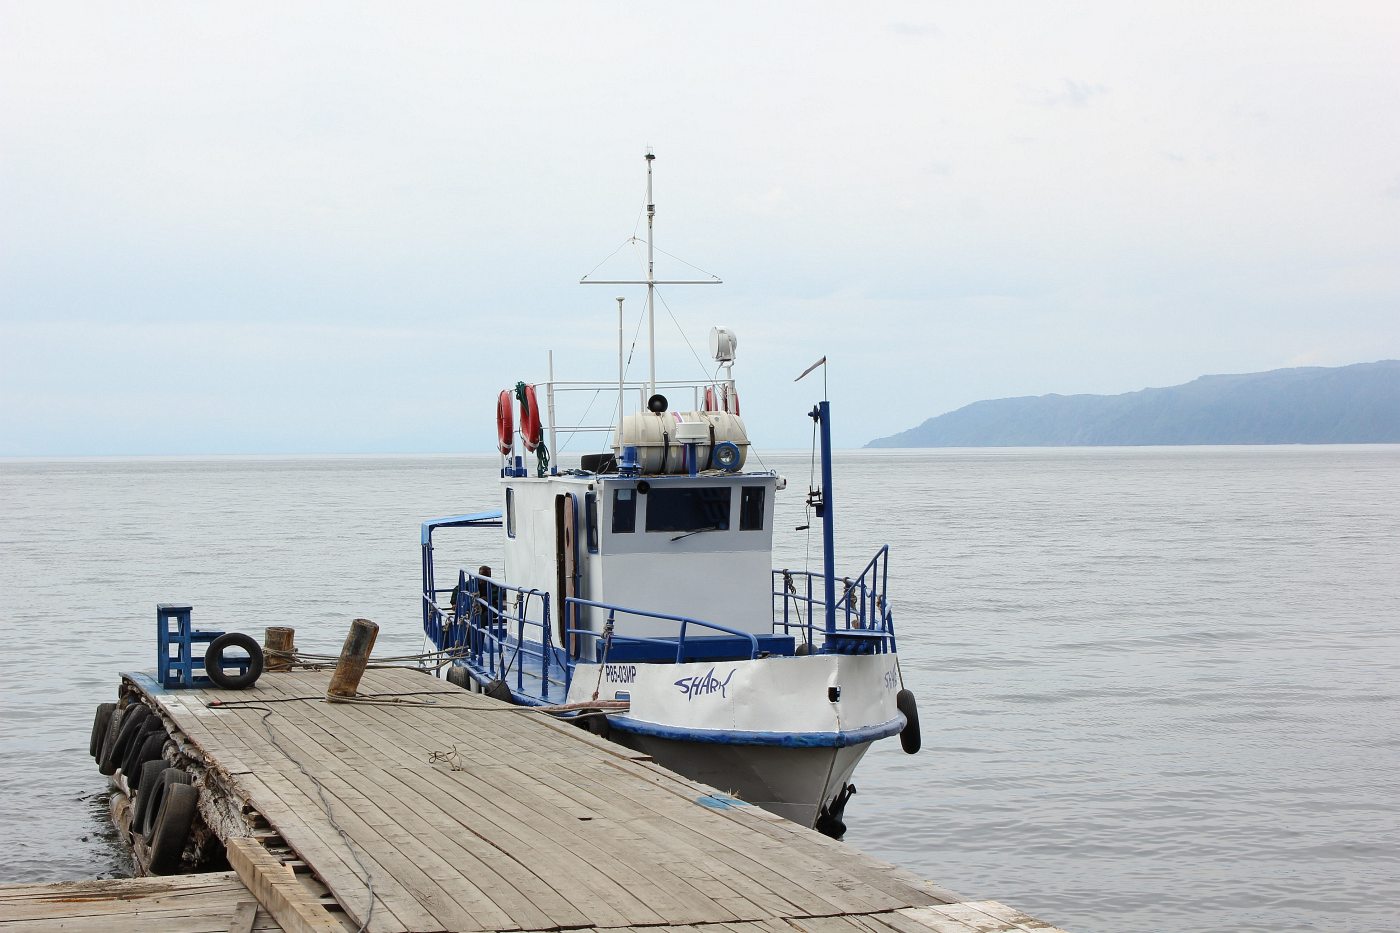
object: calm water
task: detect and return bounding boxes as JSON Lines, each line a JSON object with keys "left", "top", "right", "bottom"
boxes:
{"left": 1, "top": 447, "right": 1397, "bottom": 933}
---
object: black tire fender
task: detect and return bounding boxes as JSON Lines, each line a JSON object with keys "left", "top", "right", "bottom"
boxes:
{"left": 96, "top": 706, "right": 125, "bottom": 767}
{"left": 123, "top": 728, "right": 167, "bottom": 783}
{"left": 204, "top": 632, "right": 265, "bottom": 690}
{"left": 147, "top": 782, "right": 198, "bottom": 874}
{"left": 120, "top": 717, "right": 163, "bottom": 777}
{"left": 141, "top": 767, "right": 192, "bottom": 838}
{"left": 897, "top": 688, "right": 921, "bottom": 755}
{"left": 131, "top": 759, "right": 169, "bottom": 830}
{"left": 90, "top": 703, "right": 116, "bottom": 758}
{"left": 101, "top": 704, "right": 151, "bottom": 775}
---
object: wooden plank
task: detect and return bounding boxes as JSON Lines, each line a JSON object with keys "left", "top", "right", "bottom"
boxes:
{"left": 541, "top": 759, "right": 805, "bottom": 919}
{"left": 331, "top": 763, "right": 566, "bottom": 930}
{"left": 227, "top": 837, "right": 348, "bottom": 933}
{"left": 235, "top": 770, "right": 424, "bottom": 933}
{"left": 381, "top": 765, "right": 604, "bottom": 929}
{"left": 287, "top": 767, "right": 512, "bottom": 932}
{"left": 0, "top": 872, "right": 285, "bottom": 932}
{"left": 399, "top": 763, "right": 658, "bottom": 927}
{"left": 902, "top": 904, "right": 1067, "bottom": 933}
{"left": 463, "top": 758, "right": 734, "bottom": 925}
{"left": 230, "top": 900, "right": 260, "bottom": 933}
{"left": 955, "top": 902, "right": 1065, "bottom": 932}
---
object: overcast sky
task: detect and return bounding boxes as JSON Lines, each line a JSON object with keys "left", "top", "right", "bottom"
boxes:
{"left": 3, "top": 2, "right": 1398, "bottom": 455}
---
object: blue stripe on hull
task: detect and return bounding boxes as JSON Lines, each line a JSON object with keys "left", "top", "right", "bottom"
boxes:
{"left": 604, "top": 713, "right": 906, "bottom": 748}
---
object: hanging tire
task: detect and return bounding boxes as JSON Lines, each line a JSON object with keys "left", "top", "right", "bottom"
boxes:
{"left": 204, "top": 632, "right": 264, "bottom": 690}
{"left": 123, "top": 728, "right": 167, "bottom": 783}
{"left": 117, "top": 719, "right": 157, "bottom": 779}
{"left": 96, "top": 708, "right": 127, "bottom": 775}
{"left": 147, "top": 782, "right": 198, "bottom": 874}
{"left": 131, "top": 759, "right": 169, "bottom": 830}
{"left": 89, "top": 703, "right": 116, "bottom": 758}
{"left": 483, "top": 679, "right": 513, "bottom": 703}
{"left": 141, "top": 768, "right": 192, "bottom": 838}
{"left": 100, "top": 704, "right": 151, "bottom": 775}
{"left": 896, "top": 688, "right": 921, "bottom": 755}
{"left": 100, "top": 706, "right": 148, "bottom": 767}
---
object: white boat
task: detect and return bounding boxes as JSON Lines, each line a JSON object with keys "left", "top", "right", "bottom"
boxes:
{"left": 421, "top": 153, "right": 920, "bottom": 836}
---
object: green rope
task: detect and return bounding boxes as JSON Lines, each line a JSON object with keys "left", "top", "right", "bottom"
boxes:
{"left": 514, "top": 381, "right": 550, "bottom": 476}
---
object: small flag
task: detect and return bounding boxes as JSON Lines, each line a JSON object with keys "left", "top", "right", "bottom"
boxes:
{"left": 795, "top": 356, "right": 827, "bottom": 382}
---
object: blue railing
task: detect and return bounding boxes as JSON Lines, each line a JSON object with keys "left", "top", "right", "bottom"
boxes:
{"left": 772, "top": 545, "right": 896, "bottom": 654}
{"left": 424, "top": 571, "right": 572, "bottom": 702}
{"left": 563, "top": 597, "right": 761, "bottom": 665}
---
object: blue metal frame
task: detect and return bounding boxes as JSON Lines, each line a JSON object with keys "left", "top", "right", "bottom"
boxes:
{"left": 563, "top": 597, "right": 762, "bottom": 664}
{"left": 772, "top": 545, "right": 896, "bottom": 654}
{"left": 424, "top": 570, "right": 572, "bottom": 702}
{"left": 421, "top": 510, "right": 502, "bottom": 639}
{"left": 156, "top": 604, "right": 227, "bottom": 688}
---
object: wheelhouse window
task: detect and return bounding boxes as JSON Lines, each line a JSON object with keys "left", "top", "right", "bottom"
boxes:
{"left": 585, "top": 492, "right": 599, "bottom": 551}
{"left": 740, "top": 486, "right": 766, "bottom": 530}
{"left": 506, "top": 487, "right": 516, "bottom": 538}
{"left": 612, "top": 488, "right": 636, "bottom": 533}
{"left": 645, "top": 486, "right": 731, "bottom": 533}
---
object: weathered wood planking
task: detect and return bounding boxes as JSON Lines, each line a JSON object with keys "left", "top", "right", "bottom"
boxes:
{"left": 123, "top": 667, "right": 1065, "bottom": 933}
{"left": 0, "top": 872, "right": 284, "bottom": 932}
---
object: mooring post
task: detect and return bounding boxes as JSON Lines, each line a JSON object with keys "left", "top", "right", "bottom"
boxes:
{"left": 264, "top": 626, "right": 296, "bottom": 672}
{"left": 326, "top": 618, "right": 378, "bottom": 701}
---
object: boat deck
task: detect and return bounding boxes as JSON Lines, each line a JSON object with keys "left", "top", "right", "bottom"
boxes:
{"left": 46, "top": 666, "right": 1066, "bottom": 933}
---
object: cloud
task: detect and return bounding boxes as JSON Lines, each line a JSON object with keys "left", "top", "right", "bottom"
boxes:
{"left": 886, "top": 21, "right": 940, "bottom": 37}
{"left": 1033, "top": 78, "right": 1109, "bottom": 108}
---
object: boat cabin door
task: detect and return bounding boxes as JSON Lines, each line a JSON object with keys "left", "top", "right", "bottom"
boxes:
{"left": 554, "top": 493, "right": 578, "bottom": 652}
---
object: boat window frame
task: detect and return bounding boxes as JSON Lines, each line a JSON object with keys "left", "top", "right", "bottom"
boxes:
{"left": 506, "top": 487, "right": 516, "bottom": 538}
{"left": 612, "top": 487, "right": 637, "bottom": 534}
{"left": 739, "top": 485, "right": 766, "bottom": 531}
{"left": 644, "top": 485, "right": 732, "bottom": 534}
{"left": 585, "top": 491, "right": 599, "bottom": 552}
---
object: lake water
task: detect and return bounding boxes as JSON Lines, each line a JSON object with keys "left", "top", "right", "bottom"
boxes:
{"left": 1, "top": 447, "right": 1397, "bottom": 933}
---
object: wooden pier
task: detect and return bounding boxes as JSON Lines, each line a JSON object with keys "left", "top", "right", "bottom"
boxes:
{"left": 0, "top": 873, "right": 282, "bottom": 932}
{"left": 2, "top": 667, "right": 1066, "bottom": 933}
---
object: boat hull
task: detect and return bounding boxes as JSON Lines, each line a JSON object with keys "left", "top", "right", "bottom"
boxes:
{"left": 611, "top": 728, "right": 872, "bottom": 828}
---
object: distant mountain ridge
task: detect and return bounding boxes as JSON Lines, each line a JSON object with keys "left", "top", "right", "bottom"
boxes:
{"left": 866, "top": 360, "right": 1400, "bottom": 447}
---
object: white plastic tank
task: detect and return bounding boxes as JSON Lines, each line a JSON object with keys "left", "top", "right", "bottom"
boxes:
{"left": 614, "top": 410, "right": 749, "bottom": 474}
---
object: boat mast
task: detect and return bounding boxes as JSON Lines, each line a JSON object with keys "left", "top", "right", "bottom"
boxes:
{"left": 617, "top": 296, "right": 625, "bottom": 422}
{"left": 578, "top": 152, "right": 722, "bottom": 401}
{"left": 817, "top": 400, "right": 837, "bottom": 638}
{"left": 645, "top": 150, "right": 656, "bottom": 398}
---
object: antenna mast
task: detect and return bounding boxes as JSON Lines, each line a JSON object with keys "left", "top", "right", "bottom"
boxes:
{"left": 579, "top": 151, "right": 722, "bottom": 391}
{"left": 645, "top": 150, "right": 657, "bottom": 397}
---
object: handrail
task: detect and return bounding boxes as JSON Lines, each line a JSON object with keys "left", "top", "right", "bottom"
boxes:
{"left": 771, "top": 545, "right": 896, "bottom": 653}
{"left": 564, "top": 597, "right": 760, "bottom": 663}
{"left": 423, "top": 571, "right": 571, "bottom": 700}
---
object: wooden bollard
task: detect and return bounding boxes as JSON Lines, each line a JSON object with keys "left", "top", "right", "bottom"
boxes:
{"left": 326, "top": 618, "right": 378, "bottom": 701}
{"left": 264, "top": 626, "right": 295, "bottom": 672}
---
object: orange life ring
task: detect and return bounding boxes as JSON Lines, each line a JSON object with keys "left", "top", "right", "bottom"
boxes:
{"left": 520, "top": 384, "right": 543, "bottom": 452}
{"left": 724, "top": 385, "right": 740, "bottom": 416}
{"left": 496, "top": 389, "right": 514, "bottom": 455}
